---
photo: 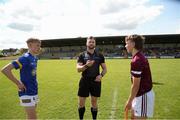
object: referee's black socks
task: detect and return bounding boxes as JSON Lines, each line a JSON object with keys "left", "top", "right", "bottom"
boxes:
{"left": 78, "top": 107, "right": 85, "bottom": 120}
{"left": 91, "top": 107, "right": 98, "bottom": 120}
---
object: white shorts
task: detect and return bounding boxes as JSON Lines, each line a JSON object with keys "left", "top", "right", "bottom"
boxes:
{"left": 19, "top": 95, "right": 39, "bottom": 107}
{"left": 132, "top": 89, "right": 155, "bottom": 118}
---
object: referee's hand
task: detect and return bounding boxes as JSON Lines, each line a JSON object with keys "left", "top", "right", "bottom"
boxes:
{"left": 86, "top": 60, "right": 95, "bottom": 67}
{"left": 95, "top": 75, "right": 102, "bottom": 82}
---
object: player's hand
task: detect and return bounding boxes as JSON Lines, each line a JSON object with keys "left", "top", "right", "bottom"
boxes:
{"left": 95, "top": 75, "right": 102, "bottom": 82}
{"left": 124, "top": 100, "right": 132, "bottom": 111}
{"left": 86, "top": 60, "right": 95, "bottom": 67}
{"left": 17, "top": 81, "right": 26, "bottom": 92}
{"left": 124, "top": 108, "right": 129, "bottom": 120}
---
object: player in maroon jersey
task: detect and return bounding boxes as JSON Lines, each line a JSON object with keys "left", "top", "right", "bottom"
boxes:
{"left": 124, "top": 34, "right": 155, "bottom": 119}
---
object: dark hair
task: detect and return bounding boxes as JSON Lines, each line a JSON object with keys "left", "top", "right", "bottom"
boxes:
{"left": 125, "top": 34, "right": 145, "bottom": 50}
{"left": 87, "top": 36, "right": 95, "bottom": 40}
{"left": 26, "top": 38, "right": 41, "bottom": 44}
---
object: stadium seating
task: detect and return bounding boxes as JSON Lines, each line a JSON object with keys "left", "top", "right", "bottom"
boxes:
{"left": 39, "top": 43, "right": 180, "bottom": 59}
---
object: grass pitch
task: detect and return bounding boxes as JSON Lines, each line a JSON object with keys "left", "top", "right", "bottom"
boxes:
{"left": 0, "top": 59, "right": 180, "bottom": 119}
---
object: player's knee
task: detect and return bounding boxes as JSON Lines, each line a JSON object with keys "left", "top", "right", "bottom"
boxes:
{"left": 26, "top": 111, "right": 37, "bottom": 119}
{"left": 79, "top": 104, "right": 85, "bottom": 108}
{"left": 79, "top": 97, "right": 86, "bottom": 107}
{"left": 91, "top": 104, "right": 97, "bottom": 108}
{"left": 91, "top": 100, "right": 97, "bottom": 108}
{"left": 79, "top": 101, "right": 85, "bottom": 107}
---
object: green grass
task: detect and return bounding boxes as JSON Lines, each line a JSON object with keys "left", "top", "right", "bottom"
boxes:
{"left": 0, "top": 59, "right": 180, "bottom": 119}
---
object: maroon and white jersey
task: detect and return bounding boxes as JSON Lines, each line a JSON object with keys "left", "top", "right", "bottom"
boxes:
{"left": 131, "top": 51, "right": 153, "bottom": 97}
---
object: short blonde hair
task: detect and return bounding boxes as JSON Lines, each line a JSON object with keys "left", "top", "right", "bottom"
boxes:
{"left": 26, "top": 38, "right": 41, "bottom": 44}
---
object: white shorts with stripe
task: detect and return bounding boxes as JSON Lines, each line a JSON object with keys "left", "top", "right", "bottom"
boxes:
{"left": 19, "top": 95, "right": 39, "bottom": 107}
{"left": 132, "top": 89, "right": 155, "bottom": 118}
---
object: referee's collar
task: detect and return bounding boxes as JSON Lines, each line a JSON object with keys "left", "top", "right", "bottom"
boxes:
{"left": 87, "top": 50, "right": 96, "bottom": 55}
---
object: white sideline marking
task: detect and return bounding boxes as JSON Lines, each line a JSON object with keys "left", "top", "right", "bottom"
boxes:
{"left": 109, "top": 88, "right": 118, "bottom": 119}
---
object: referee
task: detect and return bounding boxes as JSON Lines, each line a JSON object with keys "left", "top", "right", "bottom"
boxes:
{"left": 76, "top": 36, "right": 107, "bottom": 120}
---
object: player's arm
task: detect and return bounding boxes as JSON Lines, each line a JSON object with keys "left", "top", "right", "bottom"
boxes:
{"left": 76, "top": 60, "right": 95, "bottom": 73}
{"left": 77, "top": 53, "right": 89, "bottom": 73}
{"left": 125, "top": 76, "right": 140, "bottom": 110}
{"left": 76, "top": 62, "right": 88, "bottom": 73}
{"left": 1, "top": 63, "right": 26, "bottom": 91}
{"left": 95, "top": 63, "right": 107, "bottom": 82}
{"left": 100, "top": 63, "right": 107, "bottom": 77}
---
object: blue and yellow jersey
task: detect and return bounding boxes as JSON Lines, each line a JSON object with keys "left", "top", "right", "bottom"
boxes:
{"left": 12, "top": 52, "right": 38, "bottom": 97}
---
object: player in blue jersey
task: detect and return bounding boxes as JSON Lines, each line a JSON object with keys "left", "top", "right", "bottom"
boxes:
{"left": 1, "top": 38, "right": 41, "bottom": 119}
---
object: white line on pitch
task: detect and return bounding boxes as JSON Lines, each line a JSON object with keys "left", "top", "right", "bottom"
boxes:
{"left": 109, "top": 87, "right": 118, "bottom": 119}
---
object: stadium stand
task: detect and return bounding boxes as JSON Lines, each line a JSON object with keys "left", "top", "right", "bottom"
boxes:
{"left": 40, "top": 34, "right": 180, "bottom": 59}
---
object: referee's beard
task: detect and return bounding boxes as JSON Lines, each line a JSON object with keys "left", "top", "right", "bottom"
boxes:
{"left": 87, "top": 45, "right": 95, "bottom": 50}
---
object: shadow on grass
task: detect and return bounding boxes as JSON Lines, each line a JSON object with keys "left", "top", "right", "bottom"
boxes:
{"left": 152, "top": 82, "right": 164, "bottom": 85}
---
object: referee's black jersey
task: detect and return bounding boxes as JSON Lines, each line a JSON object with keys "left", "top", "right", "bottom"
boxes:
{"left": 77, "top": 50, "right": 105, "bottom": 78}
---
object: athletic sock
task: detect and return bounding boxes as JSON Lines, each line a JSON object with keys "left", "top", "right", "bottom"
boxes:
{"left": 91, "top": 107, "right": 98, "bottom": 120}
{"left": 78, "top": 107, "right": 85, "bottom": 120}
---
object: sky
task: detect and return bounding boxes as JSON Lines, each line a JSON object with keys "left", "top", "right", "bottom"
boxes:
{"left": 0, "top": 0, "right": 179, "bottom": 49}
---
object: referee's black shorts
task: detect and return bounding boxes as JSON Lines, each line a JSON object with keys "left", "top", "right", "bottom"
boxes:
{"left": 78, "top": 76, "right": 101, "bottom": 97}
